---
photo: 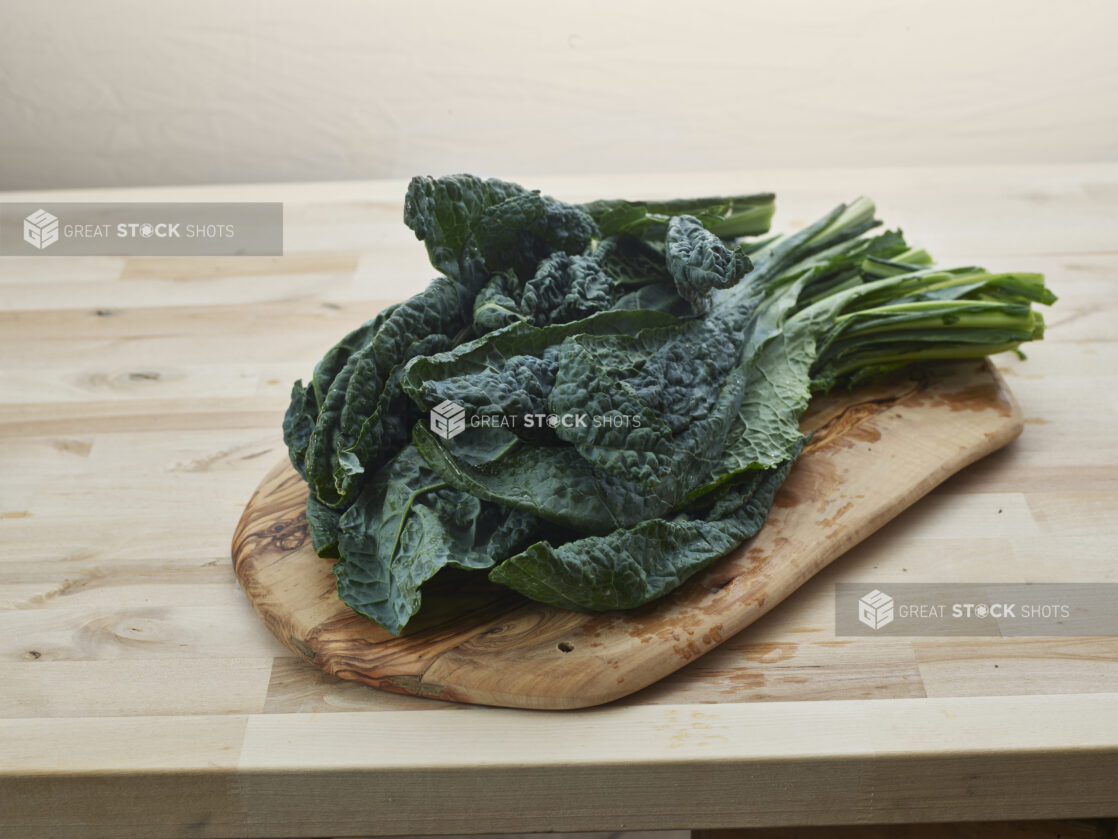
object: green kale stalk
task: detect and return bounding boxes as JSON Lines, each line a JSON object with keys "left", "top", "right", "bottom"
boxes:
{"left": 282, "top": 175, "right": 1053, "bottom": 635}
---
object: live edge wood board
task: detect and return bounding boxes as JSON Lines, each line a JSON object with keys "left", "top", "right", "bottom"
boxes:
{"left": 232, "top": 358, "right": 1021, "bottom": 709}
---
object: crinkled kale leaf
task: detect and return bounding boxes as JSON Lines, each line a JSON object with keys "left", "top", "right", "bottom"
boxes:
{"left": 475, "top": 191, "right": 599, "bottom": 279}
{"left": 489, "top": 440, "right": 802, "bottom": 611}
{"left": 282, "top": 174, "right": 1054, "bottom": 635}
{"left": 333, "top": 441, "right": 538, "bottom": 636}
{"left": 665, "top": 214, "right": 753, "bottom": 313}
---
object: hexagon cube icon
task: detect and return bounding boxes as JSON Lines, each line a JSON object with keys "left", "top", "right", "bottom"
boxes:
{"left": 858, "top": 588, "right": 894, "bottom": 630}
{"left": 24, "top": 209, "right": 59, "bottom": 250}
{"left": 430, "top": 399, "right": 466, "bottom": 440}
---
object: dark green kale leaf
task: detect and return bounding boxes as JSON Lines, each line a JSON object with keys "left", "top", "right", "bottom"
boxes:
{"left": 475, "top": 192, "right": 598, "bottom": 280}
{"left": 406, "top": 314, "right": 755, "bottom": 531}
{"left": 311, "top": 307, "right": 398, "bottom": 405}
{"left": 581, "top": 193, "right": 775, "bottom": 240}
{"left": 472, "top": 253, "right": 618, "bottom": 335}
{"left": 594, "top": 233, "right": 693, "bottom": 315}
{"left": 283, "top": 305, "right": 402, "bottom": 479}
{"left": 282, "top": 381, "right": 317, "bottom": 480}
{"left": 546, "top": 317, "right": 752, "bottom": 494}
{"left": 665, "top": 214, "right": 752, "bottom": 313}
{"left": 333, "top": 442, "right": 538, "bottom": 635}
{"left": 471, "top": 240, "right": 693, "bottom": 336}
{"left": 302, "top": 276, "right": 477, "bottom": 508}
{"left": 403, "top": 174, "right": 529, "bottom": 287}
{"left": 472, "top": 271, "right": 524, "bottom": 334}
{"left": 402, "top": 309, "right": 677, "bottom": 433}
{"left": 520, "top": 253, "right": 614, "bottom": 324}
{"left": 593, "top": 234, "right": 673, "bottom": 287}
{"left": 305, "top": 493, "right": 342, "bottom": 558}
{"left": 413, "top": 422, "right": 660, "bottom": 534}
{"left": 488, "top": 443, "right": 800, "bottom": 611}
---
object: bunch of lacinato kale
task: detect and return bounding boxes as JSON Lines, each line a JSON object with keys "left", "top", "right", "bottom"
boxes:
{"left": 283, "top": 175, "right": 1054, "bottom": 635}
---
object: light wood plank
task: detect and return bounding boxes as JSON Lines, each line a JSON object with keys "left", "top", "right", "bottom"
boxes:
{"left": 914, "top": 637, "right": 1118, "bottom": 699}
{"left": 0, "top": 603, "right": 289, "bottom": 662}
{"left": 0, "top": 658, "right": 273, "bottom": 718}
{"left": 3, "top": 695, "right": 1117, "bottom": 837}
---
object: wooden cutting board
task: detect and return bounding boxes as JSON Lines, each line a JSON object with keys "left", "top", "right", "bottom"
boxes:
{"left": 231, "top": 358, "right": 1021, "bottom": 709}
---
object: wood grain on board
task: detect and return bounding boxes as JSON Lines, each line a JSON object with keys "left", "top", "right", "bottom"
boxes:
{"left": 232, "top": 359, "right": 1022, "bottom": 709}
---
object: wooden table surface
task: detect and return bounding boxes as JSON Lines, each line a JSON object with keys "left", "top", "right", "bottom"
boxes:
{"left": 2, "top": 165, "right": 1117, "bottom": 838}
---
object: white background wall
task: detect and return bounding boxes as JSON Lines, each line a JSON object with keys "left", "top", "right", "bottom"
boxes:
{"left": 1, "top": 0, "right": 1116, "bottom": 190}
